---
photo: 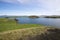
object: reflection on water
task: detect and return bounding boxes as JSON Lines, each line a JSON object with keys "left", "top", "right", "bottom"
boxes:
{"left": 17, "top": 17, "right": 60, "bottom": 28}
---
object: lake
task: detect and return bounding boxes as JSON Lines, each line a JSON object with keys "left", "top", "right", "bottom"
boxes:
{"left": 17, "top": 17, "right": 60, "bottom": 28}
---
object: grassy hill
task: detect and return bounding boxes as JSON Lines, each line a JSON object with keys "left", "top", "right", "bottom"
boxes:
{"left": 0, "top": 27, "right": 60, "bottom": 40}
{"left": 0, "top": 18, "right": 60, "bottom": 40}
{"left": 0, "top": 27, "right": 49, "bottom": 40}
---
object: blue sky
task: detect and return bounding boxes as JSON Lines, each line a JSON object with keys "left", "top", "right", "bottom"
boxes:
{"left": 0, "top": 0, "right": 60, "bottom": 16}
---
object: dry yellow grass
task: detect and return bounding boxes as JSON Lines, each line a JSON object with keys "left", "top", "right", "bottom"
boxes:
{"left": 0, "top": 27, "right": 50, "bottom": 40}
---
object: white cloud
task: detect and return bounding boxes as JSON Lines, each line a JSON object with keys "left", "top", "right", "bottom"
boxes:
{"left": 0, "top": 0, "right": 60, "bottom": 15}
{"left": 0, "top": 0, "right": 31, "bottom": 4}
{"left": 17, "top": 0, "right": 30, "bottom": 4}
{"left": 0, "top": 0, "right": 17, "bottom": 3}
{"left": 1, "top": 0, "right": 60, "bottom": 10}
{"left": 37, "top": 0, "right": 60, "bottom": 10}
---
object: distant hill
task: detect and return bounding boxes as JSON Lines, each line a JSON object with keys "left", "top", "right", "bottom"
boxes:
{"left": 44, "top": 15, "right": 60, "bottom": 18}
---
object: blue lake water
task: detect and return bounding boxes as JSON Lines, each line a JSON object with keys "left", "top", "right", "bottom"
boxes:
{"left": 17, "top": 17, "right": 60, "bottom": 28}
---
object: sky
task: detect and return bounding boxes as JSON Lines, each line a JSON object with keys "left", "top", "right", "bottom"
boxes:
{"left": 0, "top": 0, "right": 60, "bottom": 16}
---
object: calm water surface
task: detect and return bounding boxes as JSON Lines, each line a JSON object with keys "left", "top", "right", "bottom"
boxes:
{"left": 17, "top": 17, "right": 60, "bottom": 28}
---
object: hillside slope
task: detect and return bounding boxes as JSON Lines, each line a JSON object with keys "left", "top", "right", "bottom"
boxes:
{"left": 0, "top": 27, "right": 60, "bottom": 40}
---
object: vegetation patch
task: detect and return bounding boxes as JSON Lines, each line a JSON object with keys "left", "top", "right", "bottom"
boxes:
{"left": 0, "top": 18, "right": 43, "bottom": 32}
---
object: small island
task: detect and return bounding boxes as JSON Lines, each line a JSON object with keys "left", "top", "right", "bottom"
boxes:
{"left": 29, "top": 16, "right": 39, "bottom": 18}
{"left": 44, "top": 16, "right": 60, "bottom": 18}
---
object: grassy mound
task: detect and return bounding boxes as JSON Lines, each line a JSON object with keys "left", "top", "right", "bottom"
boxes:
{"left": 0, "top": 27, "right": 49, "bottom": 40}
{"left": 0, "top": 27, "right": 60, "bottom": 40}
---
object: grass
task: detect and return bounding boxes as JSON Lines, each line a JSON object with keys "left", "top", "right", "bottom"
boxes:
{"left": 0, "top": 18, "right": 59, "bottom": 40}
{"left": 0, "top": 26, "right": 49, "bottom": 40}
{"left": 0, "top": 18, "right": 44, "bottom": 32}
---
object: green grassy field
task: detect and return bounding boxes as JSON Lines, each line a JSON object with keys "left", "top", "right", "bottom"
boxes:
{"left": 0, "top": 18, "right": 60, "bottom": 40}
{"left": 0, "top": 18, "right": 44, "bottom": 32}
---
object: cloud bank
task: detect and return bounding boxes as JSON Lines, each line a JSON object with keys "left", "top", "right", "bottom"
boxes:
{"left": 0, "top": 0, "right": 60, "bottom": 15}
